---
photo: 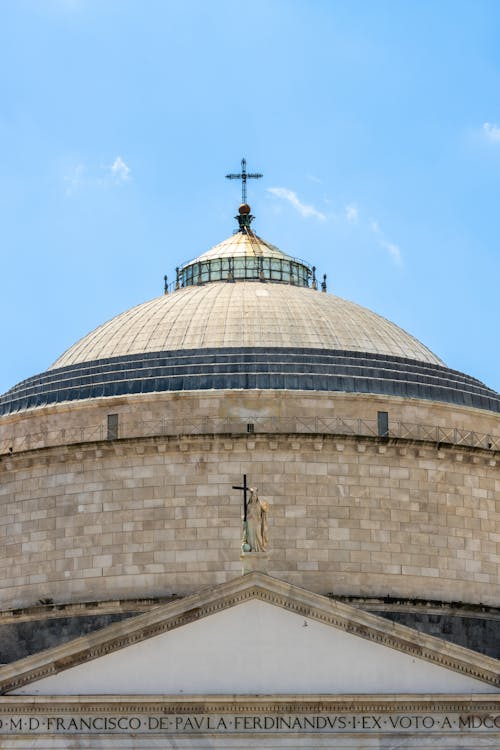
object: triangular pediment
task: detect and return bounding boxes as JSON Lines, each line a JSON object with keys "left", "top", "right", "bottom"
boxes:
{"left": 1, "top": 574, "right": 499, "bottom": 696}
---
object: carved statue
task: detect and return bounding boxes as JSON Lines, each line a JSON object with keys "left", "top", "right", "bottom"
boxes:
{"left": 243, "top": 488, "right": 269, "bottom": 552}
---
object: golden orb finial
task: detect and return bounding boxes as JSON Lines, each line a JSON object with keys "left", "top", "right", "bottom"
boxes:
{"left": 239, "top": 203, "right": 251, "bottom": 215}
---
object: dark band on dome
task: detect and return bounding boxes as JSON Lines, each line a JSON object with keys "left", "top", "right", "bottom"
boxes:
{"left": 1, "top": 348, "right": 499, "bottom": 416}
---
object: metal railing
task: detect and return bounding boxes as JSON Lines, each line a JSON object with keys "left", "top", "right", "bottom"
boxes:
{"left": 1, "top": 416, "right": 499, "bottom": 455}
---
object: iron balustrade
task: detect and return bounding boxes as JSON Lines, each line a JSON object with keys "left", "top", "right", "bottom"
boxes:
{"left": 175, "top": 255, "right": 312, "bottom": 289}
{"left": 1, "top": 417, "right": 500, "bottom": 455}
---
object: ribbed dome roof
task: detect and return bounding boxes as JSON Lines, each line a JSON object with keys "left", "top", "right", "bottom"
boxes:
{"left": 4, "top": 221, "right": 499, "bottom": 417}
{"left": 50, "top": 282, "right": 443, "bottom": 369}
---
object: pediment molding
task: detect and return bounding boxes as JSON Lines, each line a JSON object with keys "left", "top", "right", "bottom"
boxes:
{"left": 0, "top": 573, "right": 499, "bottom": 694}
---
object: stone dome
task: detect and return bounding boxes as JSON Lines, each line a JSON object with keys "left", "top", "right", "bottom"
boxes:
{"left": 1, "top": 225, "right": 499, "bottom": 416}
{"left": 50, "top": 282, "right": 443, "bottom": 368}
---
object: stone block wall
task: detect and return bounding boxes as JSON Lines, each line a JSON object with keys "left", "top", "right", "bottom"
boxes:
{"left": 0, "top": 390, "right": 499, "bottom": 609}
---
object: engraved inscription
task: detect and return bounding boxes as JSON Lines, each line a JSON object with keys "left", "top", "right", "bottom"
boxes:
{"left": 1, "top": 712, "right": 500, "bottom": 735}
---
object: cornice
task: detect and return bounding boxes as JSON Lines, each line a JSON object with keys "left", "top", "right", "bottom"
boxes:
{"left": 1, "top": 430, "right": 499, "bottom": 471}
{"left": 1, "top": 693, "right": 500, "bottom": 714}
{"left": 0, "top": 573, "right": 498, "bottom": 695}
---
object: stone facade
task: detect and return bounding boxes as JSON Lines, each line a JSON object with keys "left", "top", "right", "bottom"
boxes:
{"left": 1, "top": 575, "right": 500, "bottom": 749}
{"left": 5, "top": 601, "right": 500, "bottom": 663}
{"left": 2, "top": 389, "right": 499, "bottom": 452}
{"left": 1, "top": 390, "right": 499, "bottom": 611}
{"left": 1, "top": 217, "right": 500, "bottom": 750}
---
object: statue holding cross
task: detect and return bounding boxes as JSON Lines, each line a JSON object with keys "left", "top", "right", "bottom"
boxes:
{"left": 233, "top": 475, "right": 269, "bottom": 553}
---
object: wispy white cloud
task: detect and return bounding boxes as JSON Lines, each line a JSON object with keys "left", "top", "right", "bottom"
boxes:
{"left": 267, "top": 185, "right": 400, "bottom": 265}
{"left": 306, "top": 174, "right": 323, "bottom": 184}
{"left": 369, "top": 219, "right": 402, "bottom": 266}
{"left": 63, "top": 155, "right": 132, "bottom": 195}
{"left": 110, "top": 156, "right": 131, "bottom": 182}
{"left": 345, "top": 203, "right": 358, "bottom": 222}
{"left": 267, "top": 187, "right": 326, "bottom": 220}
{"left": 483, "top": 122, "right": 500, "bottom": 142}
{"left": 382, "top": 240, "right": 402, "bottom": 265}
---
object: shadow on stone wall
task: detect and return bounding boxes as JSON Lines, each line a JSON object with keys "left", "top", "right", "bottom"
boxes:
{"left": 0, "top": 614, "right": 136, "bottom": 663}
{"left": 375, "top": 611, "right": 500, "bottom": 659}
{"left": 1, "top": 608, "right": 499, "bottom": 665}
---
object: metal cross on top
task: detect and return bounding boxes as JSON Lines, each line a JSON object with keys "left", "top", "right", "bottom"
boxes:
{"left": 225, "top": 158, "right": 263, "bottom": 204}
{"left": 232, "top": 474, "right": 249, "bottom": 521}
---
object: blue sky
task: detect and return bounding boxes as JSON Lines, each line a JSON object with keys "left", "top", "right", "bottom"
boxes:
{"left": 1, "top": 0, "right": 500, "bottom": 394}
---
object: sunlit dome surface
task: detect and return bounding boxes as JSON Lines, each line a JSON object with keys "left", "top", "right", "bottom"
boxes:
{"left": 187, "top": 229, "right": 293, "bottom": 262}
{"left": 2, "top": 223, "right": 499, "bottom": 417}
{"left": 51, "top": 281, "right": 443, "bottom": 369}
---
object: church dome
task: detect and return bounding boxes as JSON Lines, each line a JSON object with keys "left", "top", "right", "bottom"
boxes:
{"left": 50, "top": 223, "right": 443, "bottom": 368}
{"left": 1, "top": 216, "right": 499, "bottom": 415}
{"left": 49, "top": 281, "right": 442, "bottom": 368}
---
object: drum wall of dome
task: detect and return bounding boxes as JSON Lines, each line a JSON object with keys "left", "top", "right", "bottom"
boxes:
{"left": 0, "top": 390, "right": 499, "bottom": 611}
{"left": 1, "top": 390, "right": 500, "bottom": 452}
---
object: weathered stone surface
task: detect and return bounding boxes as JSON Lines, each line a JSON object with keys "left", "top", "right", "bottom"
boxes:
{"left": 1, "top": 390, "right": 499, "bottom": 612}
{"left": 0, "top": 614, "right": 134, "bottom": 663}
{"left": 376, "top": 610, "right": 500, "bottom": 660}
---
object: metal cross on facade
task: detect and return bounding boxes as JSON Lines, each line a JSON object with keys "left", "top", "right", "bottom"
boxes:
{"left": 232, "top": 474, "right": 249, "bottom": 521}
{"left": 225, "top": 158, "right": 263, "bottom": 204}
